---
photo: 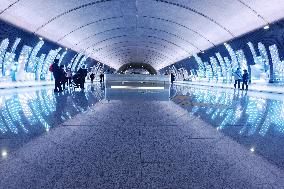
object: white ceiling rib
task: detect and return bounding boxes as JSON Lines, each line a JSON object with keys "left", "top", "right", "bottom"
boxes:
{"left": 0, "top": 0, "right": 284, "bottom": 70}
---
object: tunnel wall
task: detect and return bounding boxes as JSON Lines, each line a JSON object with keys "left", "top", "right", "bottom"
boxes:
{"left": 162, "top": 18, "right": 284, "bottom": 84}
{"left": 0, "top": 19, "right": 101, "bottom": 81}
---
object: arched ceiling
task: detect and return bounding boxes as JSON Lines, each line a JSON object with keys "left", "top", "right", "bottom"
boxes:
{"left": 1, "top": 0, "right": 284, "bottom": 70}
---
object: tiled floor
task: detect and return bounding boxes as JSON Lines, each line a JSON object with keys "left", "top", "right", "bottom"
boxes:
{"left": 0, "top": 83, "right": 283, "bottom": 188}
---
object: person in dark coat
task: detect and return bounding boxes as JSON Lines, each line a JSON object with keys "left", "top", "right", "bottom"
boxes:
{"left": 90, "top": 73, "right": 95, "bottom": 83}
{"left": 170, "top": 73, "right": 175, "bottom": 83}
{"left": 242, "top": 69, "right": 249, "bottom": 90}
{"left": 99, "top": 72, "right": 104, "bottom": 83}
{"left": 52, "top": 59, "right": 62, "bottom": 92}
{"left": 77, "top": 67, "right": 88, "bottom": 89}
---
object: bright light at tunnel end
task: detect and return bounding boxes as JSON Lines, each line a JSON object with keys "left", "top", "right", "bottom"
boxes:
{"left": 263, "top": 25, "right": 270, "bottom": 30}
{"left": 110, "top": 86, "right": 165, "bottom": 90}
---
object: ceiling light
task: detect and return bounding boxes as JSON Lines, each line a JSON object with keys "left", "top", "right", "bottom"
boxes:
{"left": 263, "top": 25, "right": 269, "bottom": 30}
{"left": 1, "top": 150, "right": 7, "bottom": 158}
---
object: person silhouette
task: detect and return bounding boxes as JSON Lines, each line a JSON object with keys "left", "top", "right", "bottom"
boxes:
{"left": 242, "top": 69, "right": 249, "bottom": 90}
{"left": 233, "top": 68, "right": 242, "bottom": 89}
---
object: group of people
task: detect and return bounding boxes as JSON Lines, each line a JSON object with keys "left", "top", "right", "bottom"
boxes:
{"left": 50, "top": 59, "right": 88, "bottom": 92}
{"left": 234, "top": 68, "right": 249, "bottom": 90}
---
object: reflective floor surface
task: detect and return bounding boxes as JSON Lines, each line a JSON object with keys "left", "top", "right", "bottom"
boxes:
{"left": 0, "top": 83, "right": 283, "bottom": 188}
{"left": 0, "top": 84, "right": 104, "bottom": 152}
{"left": 171, "top": 84, "right": 284, "bottom": 170}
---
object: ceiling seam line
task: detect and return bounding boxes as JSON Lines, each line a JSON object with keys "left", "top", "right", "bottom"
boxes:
{"left": 57, "top": 16, "right": 124, "bottom": 42}
{"left": 236, "top": 0, "right": 269, "bottom": 24}
{"left": 154, "top": 0, "right": 235, "bottom": 37}
{"left": 0, "top": 0, "right": 20, "bottom": 15}
{"left": 34, "top": 0, "right": 114, "bottom": 32}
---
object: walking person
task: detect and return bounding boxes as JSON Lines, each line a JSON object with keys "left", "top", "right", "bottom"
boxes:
{"left": 77, "top": 66, "right": 88, "bottom": 89}
{"left": 99, "top": 72, "right": 104, "bottom": 83}
{"left": 170, "top": 73, "right": 175, "bottom": 84}
{"left": 90, "top": 72, "right": 95, "bottom": 84}
{"left": 242, "top": 69, "right": 249, "bottom": 90}
{"left": 233, "top": 68, "right": 242, "bottom": 89}
{"left": 66, "top": 68, "right": 72, "bottom": 87}
{"left": 60, "top": 65, "right": 67, "bottom": 90}
{"left": 51, "top": 59, "right": 62, "bottom": 92}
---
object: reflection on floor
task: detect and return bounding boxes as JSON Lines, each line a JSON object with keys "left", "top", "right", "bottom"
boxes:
{"left": 172, "top": 84, "right": 284, "bottom": 168}
{"left": 0, "top": 83, "right": 283, "bottom": 188}
{"left": 0, "top": 84, "right": 104, "bottom": 151}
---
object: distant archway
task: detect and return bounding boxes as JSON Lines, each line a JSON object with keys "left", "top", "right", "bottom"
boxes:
{"left": 117, "top": 63, "right": 157, "bottom": 75}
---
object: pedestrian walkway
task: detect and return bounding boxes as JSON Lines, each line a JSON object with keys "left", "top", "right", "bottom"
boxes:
{"left": 0, "top": 80, "right": 54, "bottom": 89}
{"left": 0, "top": 79, "right": 97, "bottom": 90}
{"left": 175, "top": 80, "right": 284, "bottom": 94}
{"left": 0, "top": 94, "right": 283, "bottom": 188}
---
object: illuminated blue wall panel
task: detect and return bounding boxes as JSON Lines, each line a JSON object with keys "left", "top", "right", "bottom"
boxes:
{"left": 162, "top": 19, "right": 284, "bottom": 84}
{"left": 0, "top": 19, "right": 99, "bottom": 82}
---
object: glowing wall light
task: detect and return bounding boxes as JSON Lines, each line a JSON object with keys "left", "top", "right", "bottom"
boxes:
{"left": 0, "top": 39, "right": 9, "bottom": 76}
{"left": 67, "top": 54, "right": 77, "bottom": 69}
{"left": 210, "top": 56, "right": 221, "bottom": 81}
{"left": 71, "top": 53, "right": 84, "bottom": 72}
{"left": 59, "top": 50, "right": 68, "bottom": 65}
{"left": 3, "top": 52, "right": 15, "bottom": 76}
{"left": 269, "top": 44, "right": 284, "bottom": 82}
{"left": 76, "top": 55, "right": 88, "bottom": 71}
{"left": 216, "top": 52, "right": 228, "bottom": 81}
{"left": 0, "top": 116, "right": 8, "bottom": 134}
{"left": 193, "top": 54, "right": 206, "bottom": 78}
{"left": 258, "top": 43, "right": 270, "bottom": 70}
{"left": 40, "top": 48, "right": 62, "bottom": 80}
{"left": 16, "top": 45, "right": 33, "bottom": 81}
{"left": 3, "top": 38, "right": 21, "bottom": 76}
{"left": 247, "top": 42, "right": 270, "bottom": 82}
{"left": 35, "top": 54, "right": 46, "bottom": 81}
{"left": 224, "top": 43, "right": 239, "bottom": 70}
{"left": 205, "top": 62, "right": 213, "bottom": 81}
{"left": 27, "top": 40, "right": 44, "bottom": 73}
{"left": 235, "top": 50, "right": 248, "bottom": 70}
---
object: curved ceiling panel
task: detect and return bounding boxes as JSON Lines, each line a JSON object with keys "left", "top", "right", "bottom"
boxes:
{"left": 0, "top": 0, "right": 283, "bottom": 70}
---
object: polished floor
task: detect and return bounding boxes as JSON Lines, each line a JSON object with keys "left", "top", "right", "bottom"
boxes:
{"left": 0, "top": 83, "right": 283, "bottom": 188}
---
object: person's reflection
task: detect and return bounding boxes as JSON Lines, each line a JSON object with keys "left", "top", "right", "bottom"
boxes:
{"left": 233, "top": 87, "right": 240, "bottom": 102}
{"left": 73, "top": 90, "right": 88, "bottom": 110}
{"left": 91, "top": 85, "right": 95, "bottom": 92}
{"left": 235, "top": 89, "right": 250, "bottom": 135}
{"left": 53, "top": 91, "right": 68, "bottom": 124}
{"left": 100, "top": 82, "right": 105, "bottom": 90}
{"left": 169, "top": 84, "right": 177, "bottom": 99}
